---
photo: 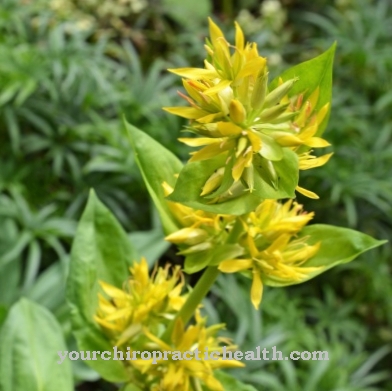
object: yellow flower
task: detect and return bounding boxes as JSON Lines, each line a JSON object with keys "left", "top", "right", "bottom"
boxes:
{"left": 219, "top": 200, "right": 322, "bottom": 309}
{"left": 132, "top": 312, "right": 243, "bottom": 391}
{"left": 163, "top": 182, "right": 236, "bottom": 254}
{"left": 164, "top": 19, "right": 332, "bottom": 199}
{"left": 95, "top": 258, "right": 185, "bottom": 345}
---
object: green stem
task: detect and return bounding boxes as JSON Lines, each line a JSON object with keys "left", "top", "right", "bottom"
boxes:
{"left": 162, "top": 266, "right": 220, "bottom": 342}
{"left": 162, "top": 218, "right": 244, "bottom": 342}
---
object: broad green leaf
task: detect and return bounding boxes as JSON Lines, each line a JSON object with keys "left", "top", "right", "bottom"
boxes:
{"left": 168, "top": 149, "right": 298, "bottom": 215}
{"left": 66, "top": 190, "right": 137, "bottom": 382}
{"left": 263, "top": 224, "right": 387, "bottom": 287}
{"left": 270, "top": 43, "right": 336, "bottom": 136}
{"left": 208, "top": 371, "right": 258, "bottom": 391}
{"left": 0, "top": 298, "right": 73, "bottom": 391}
{"left": 124, "top": 118, "right": 182, "bottom": 234}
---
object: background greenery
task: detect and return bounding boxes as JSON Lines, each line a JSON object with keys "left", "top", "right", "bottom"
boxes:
{"left": 0, "top": 0, "right": 391, "bottom": 390}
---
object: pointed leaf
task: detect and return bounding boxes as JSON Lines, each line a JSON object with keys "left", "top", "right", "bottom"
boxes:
{"left": 66, "top": 190, "right": 137, "bottom": 382}
{"left": 263, "top": 224, "right": 387, "bottom": 287}
{"left": 124, "top": 119, "right": 182, "bottom": 234}
{"left": 269, "top": 43, "right": 336, "bottom": 136}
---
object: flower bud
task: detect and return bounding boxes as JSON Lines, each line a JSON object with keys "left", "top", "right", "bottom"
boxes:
{"left": 263, "top": 78, "right": 298, "bottom": 108}
{"left": 201, "top": 167, "right": 225, "bottom": 196}
{"left": 259, "top": 102, "right": 289, "bottom": 122}
{"left": 251, "top": 72, "right": 268, "bottom": 111}
{"left": 229, "top": 99, "right": 246, "bottom": 124}
{"left": 236, "top": 137, "right": 248, "bottom": 157}
{"left": 166, "top": 228, "right": 209, "bottom": 246}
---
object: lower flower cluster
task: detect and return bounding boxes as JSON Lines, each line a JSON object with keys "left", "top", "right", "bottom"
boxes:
{"left": 95, "top": 258, "right": 243, "bottom": 391}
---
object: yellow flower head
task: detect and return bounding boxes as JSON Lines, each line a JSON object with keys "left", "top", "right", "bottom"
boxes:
{"left": 132, "top": 312, "right": 243, "bottom": 391}
{"left": 163, "top": 182, "right": 236, "bottom": 254}
{"left": 219, "top": 199, "right": 322, "bottom": 309}
{"left": 164, "top": 19, "right": 332, "bottom": 199}
{"left": 95, "top": 258, "right": 186, "bottom": 345}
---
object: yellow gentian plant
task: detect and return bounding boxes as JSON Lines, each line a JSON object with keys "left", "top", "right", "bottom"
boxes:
{"left": 66, "top": 18, "right": 386, "bottom": 391}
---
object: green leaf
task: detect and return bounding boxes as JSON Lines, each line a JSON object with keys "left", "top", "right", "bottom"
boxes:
{"left": 66, "top": 190, "right": 137, "bottom": 382}
{"left": 208, "top": 371, "right": 258, "bottom": 391}
{"left": 270, "top": 43, "right": 336, "bottom": 136}
{"left": 263, "top": 224, "right": 387, "bottom": 287}
{"left": 168, "top": 149, "right": 298, "bottom": 215}
{"left": 0, "top": 298, "right": 73, "bottom": 391}
{"left": 124, "top": 118, "right": 182, "bottom": 234}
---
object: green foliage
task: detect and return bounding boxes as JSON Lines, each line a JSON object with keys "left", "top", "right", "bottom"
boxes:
{"left": 204, "top": 275, "right": 391, "bottom": 391}
{"left": 66, "top": 190, "right": 135, "bottom": 382}
{"left": 0, "top": 298, "right": 73, "bottom": 391}
{"left": 125, "top": 120, "right": 182, "bottom": 235}
{"left": 270, "top": 43, "right": 336, "bottom": 136}
{"left": 0, "top": 0, "right": 391, "bottom": 389}
{"left": 209, "top": 371, "right": 258, "bottom": 391}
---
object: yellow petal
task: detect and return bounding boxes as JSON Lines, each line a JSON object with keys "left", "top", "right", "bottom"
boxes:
{"left": 219, "top": 259, "right": 253, "bottom": 273}
{"left": 296, "top": 185, "right": 319, "bottom": 199}
{"left": 251, "top": 271, "right": 263, "bottom": 309}
{"left": 305, "top": 137, "right": 331, "bottom": 148}
{"left": 234, "top": 21, "right": 245, "bottom": 51}
{"left": 204, "top": 79, "right": 232, "bottom": 95}
{"left": 208, "top": 17, "right": 224, "bottom": 42}
{"left": 299, "top": 153, "right": 333, "bottom": 170}
{"left": 317, "top": 102, "right": 330, "bottom": 125}
{"left": 299, "top": 123, "right": 318, "bottom": 139}
{"left": 168, "top": 67, "right": 218, "bottom": 80}
{"left": 179, "top": 137, "right": 225, "bottom": 147}
{"left": 99, "top": 281, "right": 128, "bottom": 299}
{"left": 189, "top": 140, "right": 233, "bottom": 162}
{"left": 216, "top": 121, "right": 243, "bottom": 136}
{"left": 307, "top": 87, "right": 320, "bottom": 114}
{"left": 163, "top": 106, "right": 209, "bottom": 119}
{"left": 197, "top": 113, "right": 222, "bottom": 123}
{"left": 165, "top": 227, "right": 208, "bottom": 245}
{"left": 232, "top": 154, "right": 248, "bottom": 181}
{"left": 236, "top": 57, "right": 266, "bottom": 80}
{"left": 201, "top": 167, "right": 225, "bottom": 196}
{"left": 247, "top": 130, "right": 262, "bottom": 152}
{"left": 229, "top": 99, "right": 246, "bottom": 124}
{"left": 273, "top": 132, "right": 304, "bottom": 147}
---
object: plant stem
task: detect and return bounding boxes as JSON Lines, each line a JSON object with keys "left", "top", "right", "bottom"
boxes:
{"left": 162, "top": 266, "right": 220, "bottom": 342}
{"left": 162, "top": 218, "right": 244, "bottom": 342}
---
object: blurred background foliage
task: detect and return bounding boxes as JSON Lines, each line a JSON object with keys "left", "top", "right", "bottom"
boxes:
{"left": 0, "top": 0, "right": 391, "bottom": 389}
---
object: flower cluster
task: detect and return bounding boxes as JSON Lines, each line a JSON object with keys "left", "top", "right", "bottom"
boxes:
{"left": 95, "top": 258, "right": 242, "bottom": 391}
{"left": 218, "top": 200, "right": 322, "bottom": 309}
{"left": 164, "top": 18, "right": 332, "bottom": 199}
{"left": 164, "top": 179, "right": 322, "bottom": 309}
